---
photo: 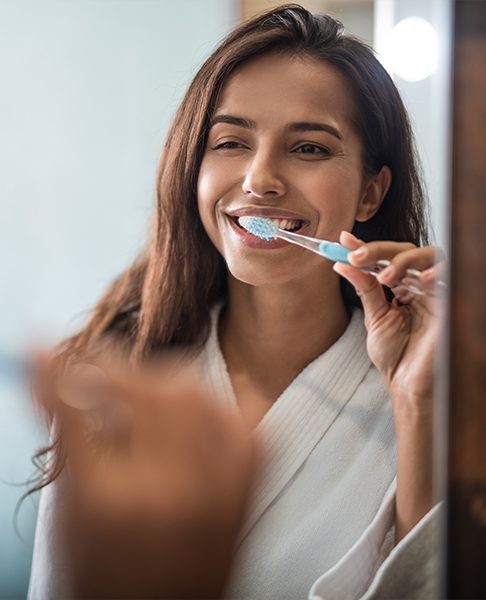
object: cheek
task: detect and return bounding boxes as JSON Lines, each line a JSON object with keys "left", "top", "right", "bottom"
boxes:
{"left": 197, "top": 155, "right": 231, "bottom": 212}
{"left": 317, "top": 196, "right": 359, "bottom": 232}
{"left": 196, "top": 160, "right": 225, "bottom": 253}
{"left": 305, "top": 167, "right": 363, "bottom": 234}
{"left": 197, "top": 160, "right": 216, "bottom": 221}
{"left": 308, "top": 159, "right": 362, "bottom": 225}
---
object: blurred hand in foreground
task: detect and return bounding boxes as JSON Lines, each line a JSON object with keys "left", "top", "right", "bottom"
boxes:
{"left": 35, "top": 355, "right": 256, "bottom": 599}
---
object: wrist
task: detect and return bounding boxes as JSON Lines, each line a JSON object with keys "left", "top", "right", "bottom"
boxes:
{"left": 393, "top": 407, "right": 434, "bottom": 544}
{"left": 389, "top": 389, "right": 434, "bottom": 421}
{"left": 393, "top": 408, "right": 434, "bottom": 449}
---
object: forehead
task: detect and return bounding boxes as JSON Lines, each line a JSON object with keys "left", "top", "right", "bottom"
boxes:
{"left": 214, "top": 52, "right": 356, "bottom": 133}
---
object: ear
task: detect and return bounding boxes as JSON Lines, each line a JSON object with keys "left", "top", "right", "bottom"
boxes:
{"left": 355, "top": 166, "right": 392, "bottom": 223}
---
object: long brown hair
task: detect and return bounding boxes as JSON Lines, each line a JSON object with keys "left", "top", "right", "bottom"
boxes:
{"left": 31, "top": 4, "right": 428, "bottom": 492}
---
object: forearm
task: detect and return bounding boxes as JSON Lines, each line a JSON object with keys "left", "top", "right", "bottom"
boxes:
{"left": 393, "top": 402, "right": 434, "bottom": 545}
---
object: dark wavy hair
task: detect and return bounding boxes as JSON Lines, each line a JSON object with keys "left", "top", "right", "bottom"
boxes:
{"left": 30, "top": 4, "right": 428, "bottom": 494}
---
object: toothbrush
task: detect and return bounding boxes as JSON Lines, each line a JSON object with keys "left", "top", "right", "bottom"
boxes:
{"left": 238, "top": 216, "right": 445, "bottom": 297}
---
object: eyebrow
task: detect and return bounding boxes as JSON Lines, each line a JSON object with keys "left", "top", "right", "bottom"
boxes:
{"left": 210, "top": 114, "right": 343, "bottom": 141}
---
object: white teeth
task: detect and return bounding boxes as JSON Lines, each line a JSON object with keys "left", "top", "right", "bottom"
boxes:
{"left": 275, "top": 218, "right": 300, "bottom": 230}
{"left": 236, "top": 216, "right": 302, "bottom": 231}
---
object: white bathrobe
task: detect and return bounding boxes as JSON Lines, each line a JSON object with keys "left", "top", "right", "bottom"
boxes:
{"left": 28, "top": 307, "right": 440, "bottom": 600}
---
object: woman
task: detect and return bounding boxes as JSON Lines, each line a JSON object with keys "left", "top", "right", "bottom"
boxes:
{"left": 29, "top": 5, "right": 443, "bottom": 599}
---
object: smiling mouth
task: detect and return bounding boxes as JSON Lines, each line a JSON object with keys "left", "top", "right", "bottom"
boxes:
{"left": 231, "top": 216, "right": 305, "bottom": 233}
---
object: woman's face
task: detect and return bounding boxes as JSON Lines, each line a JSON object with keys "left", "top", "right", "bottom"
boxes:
{"left": 197, "top": 52, "right": 372, "bottom": 286}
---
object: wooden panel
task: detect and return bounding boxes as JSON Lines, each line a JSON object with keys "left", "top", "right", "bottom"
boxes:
{"left": 239, "top": 0, "right": 372, "bottom": 23}
{"left": 240, "top": 0, "right": 328, "bottom": 22}
{"left": 238, "top": 1, "right": 374, "bottom": 46}
{"left": 447, "top": 1, "right": 486, "bottom": 597}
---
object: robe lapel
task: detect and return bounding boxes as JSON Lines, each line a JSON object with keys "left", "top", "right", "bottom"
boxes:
{"left": 201, "top": 308, "right": 372, "bottom": 544}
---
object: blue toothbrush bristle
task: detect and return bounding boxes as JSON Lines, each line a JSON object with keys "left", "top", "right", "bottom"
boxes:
{"left": 238, "top": 216, "right": 278, "bottom": 241}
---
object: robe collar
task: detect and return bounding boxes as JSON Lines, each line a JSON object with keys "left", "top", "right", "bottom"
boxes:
{"left": 201, "top": 304, "right": 371, "bottom": 543}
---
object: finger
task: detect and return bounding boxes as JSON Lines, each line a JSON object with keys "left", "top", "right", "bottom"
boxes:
{"left": 30, "top": 351, "right": 58, "bottom": 413}
{"left": 384, "top": 247, "right": 443, "bottom": 288}
{"left": 55, "top": 362, "right": 113, "bottom": 411}
{"left": 113, "top": 362, "right": 216, "bottom": 464}
{"left": 30, "top": 357, "right": 102, "bottom": 447}
{"left": 333, "top": 262, "right": 389, "bottom": 326}
{"left": 349, "top": 241, "right": 445, "bottom": 269}
{"left": 392, "top": 285, "right": 417, "bottom": 305}
{"left": 419, "top": 260, "right": 448, "bottom": 287}
{"left": 339, "top": 230, "right": 365, "bottom": 251}
{"left": 77, "top": 355, "right": 186, "bottom": 449}
{"left": 351, "top": 245, "right": 443, "bottom": 288}
{"left": 347, "top": 240, "right": 416, "bottom": 269}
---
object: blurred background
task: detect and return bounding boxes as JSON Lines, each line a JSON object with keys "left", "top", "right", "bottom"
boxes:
{"left": 0, "top": 0, "right": 452, "bottom": 597}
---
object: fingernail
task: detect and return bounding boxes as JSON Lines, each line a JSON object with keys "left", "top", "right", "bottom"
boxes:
{"left": 342, "top": 231, "right": 360, "bottom": 240}
{"left": 421, "top": 269, "right": 434, "bottom": 282}
{"left": 351, "top": 247, "right": 367, "bottom": 258}
{"left": 379, "top": 265, "right": 395, "bottom": 280}
{"left": 333, "top": 263, "right": 346, "bottom": 276}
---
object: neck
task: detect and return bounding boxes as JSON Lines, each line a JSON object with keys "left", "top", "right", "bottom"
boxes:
{"left": 219, "top": 268, "right": 350, "bottom": 404}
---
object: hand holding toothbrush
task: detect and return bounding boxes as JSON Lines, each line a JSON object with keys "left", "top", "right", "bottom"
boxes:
{"left": 334, "top": 230, "right": 446, "bottom": 408}
{"left": 237, "top": 216, "right": 445, "bottom": 403}
{"left": 334, "top": 230, "right": 446, "bottom": 544}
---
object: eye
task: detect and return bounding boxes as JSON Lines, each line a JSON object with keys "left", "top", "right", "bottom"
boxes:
{"left": 211, "top": 141, "right": 245, "bottom": 150}
{"left": 293, "top": 143, "right": 331, "bottom": 156}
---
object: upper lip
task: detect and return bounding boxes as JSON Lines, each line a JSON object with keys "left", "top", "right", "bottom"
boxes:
{"left": 225, "top": 206, "right": 309, "bottom": 222}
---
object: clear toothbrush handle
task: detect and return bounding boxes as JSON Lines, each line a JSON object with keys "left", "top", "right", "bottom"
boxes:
{"left": 359, "top": 259, "right": 447, "bottom": 298}
{"left": 317, "top": 242, "right": 446, "bottom": 298}
{"left": 277, "top": 231, "right": 446, "bottom": 298}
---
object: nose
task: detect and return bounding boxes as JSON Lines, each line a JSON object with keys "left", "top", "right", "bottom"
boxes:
{"left": 242, "top": 149, "right": 287, "bottom": 199}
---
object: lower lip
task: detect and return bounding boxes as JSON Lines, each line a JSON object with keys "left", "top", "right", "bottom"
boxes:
{"left": 226, "top": 216, "right": 306, "bottom": 250}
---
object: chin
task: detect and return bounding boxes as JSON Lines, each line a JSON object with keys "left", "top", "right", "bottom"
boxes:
{"left": 224, "top": 255, "right": 309, "bottom": 288}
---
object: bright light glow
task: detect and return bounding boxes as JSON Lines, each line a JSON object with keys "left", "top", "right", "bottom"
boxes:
{"left": 382, "top": 17, "right": 439, "bottom": 82}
